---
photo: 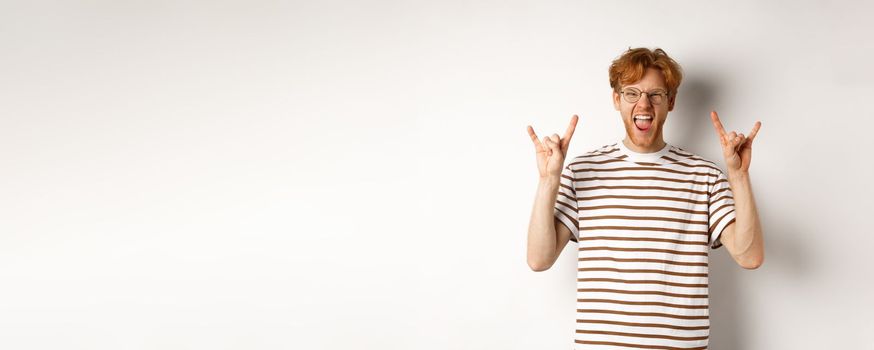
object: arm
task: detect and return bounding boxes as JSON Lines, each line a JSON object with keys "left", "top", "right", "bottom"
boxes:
{"left": 525, "top": 115, "right": 578, "bottom": 272}
{"left": 526, "top": 176, "right": 575, "bottom": 271}
{"left": 721, "top": 172, "right": 764, "bottom": 269}
{"left": 710, "top": 110, "right": 765, "bottom": 270}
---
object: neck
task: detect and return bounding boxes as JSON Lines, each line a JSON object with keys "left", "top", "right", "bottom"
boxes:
{"left": 622, "top": 137, "right": 666, "bottom": 153}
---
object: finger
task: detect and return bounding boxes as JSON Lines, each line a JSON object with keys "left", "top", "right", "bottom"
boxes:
{"left": 542, "top": 137, "right": 551, "bottom": 156}
{"left": 710, "top": 110, "right": 728, "bottom": 142}
{"left": 561, "top": 115, "right": 579, "bottom": 150}
{"left": 550, "top": 135, "right": 561, "bottom": 154}
{"left": 544, "top": 136, "right": 559, "bottom": 156}
{"left": 730, "top": 133, "right": 742, "bottom": 148}
{"left": 747, "top": 121, "right": 762, "bottom": 143}
{"left": 727, "top": 131, "right": 737, "bottom": 147}
{"left": 527, "top": 125, "right": 543, "bottom": 149}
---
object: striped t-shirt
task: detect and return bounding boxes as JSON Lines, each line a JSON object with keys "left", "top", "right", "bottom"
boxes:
{"left": 553, "top": 140, "right": 736, "bottom": 350}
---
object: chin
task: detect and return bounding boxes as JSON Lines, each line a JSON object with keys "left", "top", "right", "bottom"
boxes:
{"left": 624, "top": 127, "right": 657, "bottom": 146}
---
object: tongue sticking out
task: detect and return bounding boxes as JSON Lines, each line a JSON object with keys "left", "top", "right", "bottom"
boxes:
{"left": 634, "top": 118, "right": 652, "bottom": 130}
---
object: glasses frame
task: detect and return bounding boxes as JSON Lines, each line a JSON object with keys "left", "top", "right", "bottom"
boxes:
{"left": 619, "top": 87, "right": 670, "bottom": 105}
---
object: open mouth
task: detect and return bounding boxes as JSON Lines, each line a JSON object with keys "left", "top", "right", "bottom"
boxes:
{"left": 633, "top": 115, "right": 653, "bottom": 131}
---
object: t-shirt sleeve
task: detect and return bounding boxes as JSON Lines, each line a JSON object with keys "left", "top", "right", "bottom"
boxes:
{"left": 708, "top": 168, "right": 737, "bottom": 249}
{"left": 553, "top": 164, "right": 580, "bottom": 243}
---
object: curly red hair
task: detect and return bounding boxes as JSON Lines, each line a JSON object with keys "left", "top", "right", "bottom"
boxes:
{"left": 609, "top": 47, "right": 683, "bottom": 97}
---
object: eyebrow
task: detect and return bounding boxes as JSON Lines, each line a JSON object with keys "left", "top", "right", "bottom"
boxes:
{"left": 625, "top": 87, "right": 668, "bottom": 93}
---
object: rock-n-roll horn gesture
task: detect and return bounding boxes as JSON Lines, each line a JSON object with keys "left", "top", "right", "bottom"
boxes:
{"left": 710, "top": 110, "right": 761, "bottom": 174}
{"left": 527, "top": 115, "right": 579, "bottom": 179}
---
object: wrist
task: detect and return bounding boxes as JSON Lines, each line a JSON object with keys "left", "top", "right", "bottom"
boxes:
{"left": 727, "top": 170, "right": 750, "bottom": 183}
{"left": 538, "top": 175, "right": 561, "bottom": 188}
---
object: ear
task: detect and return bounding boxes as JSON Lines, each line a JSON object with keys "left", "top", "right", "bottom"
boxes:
{"left": 667, "top": 93, "right": 676, "bottom": 111}
{"left": 612, "top": 91, "right": 621, "bottom": 111}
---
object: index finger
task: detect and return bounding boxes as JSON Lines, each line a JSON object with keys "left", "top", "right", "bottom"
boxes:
{"left": 527, "top": 125, "right": 543, "bottom": 149}
{"left": 561, "top": 114, "right": 579, "bottom": 149}
{"left": 710, "top": 110, "right": 728, "bottom": 142}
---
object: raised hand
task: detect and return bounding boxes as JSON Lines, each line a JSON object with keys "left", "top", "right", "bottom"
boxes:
{"left": 527, "top": 115, "right": 578, "bottom": 179}
{"left": 710, "top": 110, "right": 761, "bottom": 174}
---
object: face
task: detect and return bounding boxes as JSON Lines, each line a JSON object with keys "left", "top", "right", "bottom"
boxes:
{"left": 612, "top": 67, "right": 676, "bottom": 152}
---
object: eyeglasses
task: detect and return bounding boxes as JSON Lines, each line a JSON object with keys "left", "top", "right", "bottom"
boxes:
{"left": 619, "top": 87, "right": 669, "bottom": 105}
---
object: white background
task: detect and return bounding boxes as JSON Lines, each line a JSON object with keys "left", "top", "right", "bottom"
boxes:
{"left": 2, "top": 1, "right": 872, "bottom": 349}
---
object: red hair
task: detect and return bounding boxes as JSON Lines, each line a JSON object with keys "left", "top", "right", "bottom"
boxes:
{"left": 609, "top": 47, "right": 683, "bottom": 97}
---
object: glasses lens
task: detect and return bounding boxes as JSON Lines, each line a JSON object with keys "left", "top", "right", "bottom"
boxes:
{"left": 623, "top": 89, "right": 640, "bottom": 103}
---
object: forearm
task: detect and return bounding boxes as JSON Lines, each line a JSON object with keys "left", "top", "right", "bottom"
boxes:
{"left": 527, "top": 177, "right": 560, "bottom": 270}
{"left": 727, "top": 171, "right": 765, "bottom": 266}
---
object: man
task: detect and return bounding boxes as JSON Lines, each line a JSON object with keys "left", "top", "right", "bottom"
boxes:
{"left": 525, "top": 47, "right": 764, "bottom": 349}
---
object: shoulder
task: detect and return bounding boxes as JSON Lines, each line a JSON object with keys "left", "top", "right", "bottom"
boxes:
{"left": 566, "top": 142, "right": 620, "bottom": 165}
{"left": 665, "top": 145, "right": 725, "bottom": 174}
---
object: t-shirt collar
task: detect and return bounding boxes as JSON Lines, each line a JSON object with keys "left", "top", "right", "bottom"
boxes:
{"left": 617, "top": 138, "right": 671, "bottom": 163}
